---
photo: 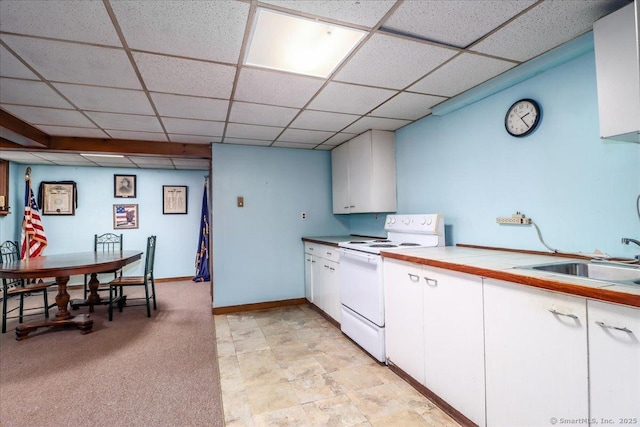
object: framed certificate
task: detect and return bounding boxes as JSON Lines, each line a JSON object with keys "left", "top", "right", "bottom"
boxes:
{"left": 42, "top": 182, "right": 75, "bottom": 215}
{"left": 163, "top": 185, "right": 188, "bottom": 214}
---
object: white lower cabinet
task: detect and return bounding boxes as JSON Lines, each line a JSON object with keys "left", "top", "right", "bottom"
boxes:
{"left": 304, "top": 242, "right": 340, "bottom": 323}
{"left": 422, "top": 266, "right": 485, "bottom": 427}
{"left": 484, "top": 279, "right": 588, "bottom": 427}
{"left": 384, "top": 259, "right": 425, "bottom": 384}
{"left": 588, "top": 300, "right": 640, "bottom": 422}
{"left": 383, "top": 259, "right": 485, "bottom": 426}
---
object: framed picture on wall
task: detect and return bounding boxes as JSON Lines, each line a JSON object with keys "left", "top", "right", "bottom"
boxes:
{"left": 114, "top": 174, "right": 136, "bottom": 198}
{"left": 163, "top": 185, "right": 188, "bottom": 214}
{"left": 42, "top": 182, "right": 76, "bottom": 215}
{"left": 113, "top": 204, "right": 138, "bottom": 229}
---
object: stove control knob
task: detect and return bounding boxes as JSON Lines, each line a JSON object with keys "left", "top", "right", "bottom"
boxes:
{"left": 426, "top": 217, "right": 433, "bottom": 225}
{"left": 390, "top": 217, "right": 396, "bottom": 224}
{"left": 403, "top": 218, "right": 410, "bottom": 225}
{"left": 386, "top": 217, "right": 392, "bottom": 224}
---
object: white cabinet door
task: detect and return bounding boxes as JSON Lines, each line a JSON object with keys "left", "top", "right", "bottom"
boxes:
{"left": 312, "top": 255, "right": 326, "bottom": 312}
{"left": 331, "top": 143, "right": 350, "bottom": 214}
{"left": 348, "top": 132, "right": 372, "bottom": 213}
{"left": 588, "top": 300, "right": 640, "bottom": 422}
{"left": 383, "top": 259, "right": 425, "bottom": 384}
{"left": 326, "top": 259, "right": 340, "bottom": 322}
{"left": 484, "top": 279, "right": 588, "bottom": 427}
{"left": 422, "top": 267, "right": 485, "bottom": 427}
{"left": 304, "top": 252, "right": 313, "bottom": 303}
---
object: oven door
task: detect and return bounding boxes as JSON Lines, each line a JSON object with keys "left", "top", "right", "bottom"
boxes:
{"left": 337, "top": 248, "right": 384, "bottom": 327}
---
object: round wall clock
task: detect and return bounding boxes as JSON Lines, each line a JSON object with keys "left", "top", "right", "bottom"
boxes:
{"left": 505, "top": 99, "right": 541, "bottom": 137}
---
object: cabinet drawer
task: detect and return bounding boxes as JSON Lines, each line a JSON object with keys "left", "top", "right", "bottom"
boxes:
{"left": 304, "top": 242, "right": 340, "bottom": 263}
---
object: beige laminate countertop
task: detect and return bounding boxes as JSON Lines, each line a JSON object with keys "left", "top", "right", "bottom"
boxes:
{"left": 302, "top": 235, "right": 384, "bottom": 246}
{"left": 380, "top": 246, "right": 640, "bottom": 308}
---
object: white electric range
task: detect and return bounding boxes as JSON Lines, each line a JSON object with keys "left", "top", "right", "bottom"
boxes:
{"left": 337, "top": 214, "right": 445, "bottom": 362}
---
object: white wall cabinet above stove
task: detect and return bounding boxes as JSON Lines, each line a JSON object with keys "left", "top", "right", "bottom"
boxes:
{"left": 331, "top": 130, "right": 397, "bottom": 214}
{"left": 594, "top": 1, "right": 640, "bottom": 143}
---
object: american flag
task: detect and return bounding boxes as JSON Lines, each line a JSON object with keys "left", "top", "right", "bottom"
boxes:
{"left": 21, "top": 178, "right": 47, "bottom": 259}
{"left": 115, "top": 205, "right": 130, "bottom": 226}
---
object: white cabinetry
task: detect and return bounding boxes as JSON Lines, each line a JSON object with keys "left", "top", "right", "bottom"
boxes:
{"left": 304, "top": 250, "right": 314, "bottom": 303}
{"left": 484, "top": 279, "right": 588, "bottom": 427}
{"left": 384, "top": 259, "right": 425, "bottom": 384}
{"left": 304, "top": 242, "right": 340, "bottom": 323}
{"left": 383, "top": 259, "right": 485, "bottom": 427}
{"left": 331, "top": 130, "right": 396, "bottom": 214}
{"left": 422, "top": 266, "right": 485, "bottom": 427}
{"left": 588, "top": 300, "right": 640, "bottom": 422}
{"left": 593, "top": 2, "right": 640, "bottom": 143}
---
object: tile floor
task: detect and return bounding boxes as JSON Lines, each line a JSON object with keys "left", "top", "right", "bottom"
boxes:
{"left": 214, "top": 304, "right": 461, "bottom": 426}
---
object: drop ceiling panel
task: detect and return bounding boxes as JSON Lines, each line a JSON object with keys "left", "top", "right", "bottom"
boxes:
{"left": 162, "top": 118, "right": 225, "bottom": 137}
{"left": 0, "top": 151, "right": 55, "bottom": 164}
{"left": 260, "top": 0, "right": 396, "bottom": 28}
{"left": 33, "top": 152, "right": 94, "bottom": 163}
{"left": 314, "top": 145, "right": 334, "bottom": 151}
{"left": 0, "top": 46, "right": 39, "bottom": 80}
{"left": 133, "top": 52, "right": 236, "bottom": 98}
{"left": 322, "top": 133, "right": 356, "bottom": 146}
{"left": 276, "top": 128, "right": 334, "bottom": 144}
{"left": 2, "top": 36, "right": 141, "bottom": 89}
{"left": 111, "top": 0, "right": 249, "bottom": 63}
{"left": 290, "top": 110, "right": 359, "bottom": 132}
{"left": 409, "top": 53, "right": 517, "bottom": 97}
{"left": 308, "top": 82, "right": 396, "bottom": 115}
{"left": 105, "top": 130, "right": 168, "bottom": 142}
{"left": 53, "top": 83, "right": 155, "bottom": 115}
{"left": 334, "top": 33, "right": 458, "bottom": 89}
{"left": 272, "top": 141, "right": 318, "bottom": 149}
{"left": 383, "top": 0, "right": 536, "bottom": 48}
{"left": 234, "top": 68, "right": 325, "bottom": 108}
{"left": 343, "top": 116, "right": 411, "bottom": 134}
{"left": 86, "top": 111, "right": 163, "bottom": 133}
{"left": 88, "top": 157, "right": 136, "bottom": 167}
{"left": 229, "top": 102, "right": 299, "bottom": 127}
{"left": 0, "top": 0, "right": 122, "bottom": 46}
{"left": 35, "top": 125, "right": 109, "bottom": 139}
{"left": 371, "top": 92, "right": 447, "bottom": 120}
{"left": 151, "top": 93, "right": 229, "bottom": 121}
{"left": 225, "top": 123, "right": 283, "bottom": 141}
{"left": 129, "top": 156, "right": 175, "bottom": 167}
{"left": 470, "top": 0, "right": 628, "bottom": 62}
{"left": 1, "top": 104, "right": 95, "bottom": 127}
{"left": 0, "top": 78, "right": 74, "bottom": 109}
{"left": 171, "top": 158, "right": 210, "bottom": 169}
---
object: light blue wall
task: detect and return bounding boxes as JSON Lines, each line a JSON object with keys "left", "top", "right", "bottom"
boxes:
{"left": 212, "top": 143, "right": 349, "bottom": 307}
{"left": 395, "top": 49, "right": 640, "bottom": 259}
{"left": 0, "top": 164, "right": 208, "bottom": 282}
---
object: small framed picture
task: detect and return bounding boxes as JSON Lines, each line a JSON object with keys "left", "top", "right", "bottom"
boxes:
{"left": 114, "top": 174, "right": 136, "bottom": 198}
{"left": 42, "top": 182, "right": 75, "bottom": 215}
{"left": 163, "top": 185, "right": 188, "bottom": 214}
{"left": 113, "top": 204, "right": 138, "bottom": 229}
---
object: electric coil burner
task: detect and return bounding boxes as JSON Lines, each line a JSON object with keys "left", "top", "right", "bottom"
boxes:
{"left": 336, "top": 214, "right": 445, "bottom": 362}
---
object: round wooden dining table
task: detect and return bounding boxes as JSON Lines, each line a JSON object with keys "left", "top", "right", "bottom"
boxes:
{"left": 0, "top": 250, "right": 143, "bottom": 340}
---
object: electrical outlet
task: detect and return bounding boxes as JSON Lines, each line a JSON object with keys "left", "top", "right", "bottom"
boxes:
{"left": 496, "top": 212, "right": 532, "bottom": 225}
{"left": 301, "top": 212, "right": 307, "bottom": 220}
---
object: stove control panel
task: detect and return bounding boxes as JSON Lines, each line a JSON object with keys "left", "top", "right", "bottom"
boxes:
{"left": 385, "top": 214, "right": 443, "bottom": 234}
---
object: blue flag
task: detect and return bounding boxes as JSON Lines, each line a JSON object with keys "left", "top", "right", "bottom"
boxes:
{"left": 193, "top": 184, "right": 210, "bottom": 282}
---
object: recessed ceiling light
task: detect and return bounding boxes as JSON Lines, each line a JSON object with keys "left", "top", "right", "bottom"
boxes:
{"left": 80, "top": 153, "right": 124, "bottom": 158}
{"left": 245, "top": 8, "right": 365, "bottom": 78}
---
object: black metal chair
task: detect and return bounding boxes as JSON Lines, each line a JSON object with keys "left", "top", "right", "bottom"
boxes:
{"left": 1, "top": 240, "right": 56, "bottom": 333}
{"left": 107, "top": 235, "right": 157, "bottom": 321}
{"left": 83, "top": 233, "right": 123, "bottom": 299}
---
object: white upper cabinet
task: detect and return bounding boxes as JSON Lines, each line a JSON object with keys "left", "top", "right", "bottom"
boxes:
{"left": 593, "top": 2, "right": 640, "bottom": 143}
{"left": 331, "top": 130, "right": 397, "bottom": 214}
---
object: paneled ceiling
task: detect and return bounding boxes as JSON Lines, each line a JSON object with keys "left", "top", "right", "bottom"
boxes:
{"left": 0, "top": 0, "right": 630, "bottom": 169}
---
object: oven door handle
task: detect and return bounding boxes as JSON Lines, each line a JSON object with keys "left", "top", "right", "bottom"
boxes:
{"left": 337, "top": 248, "right": 378, "bottom": 263}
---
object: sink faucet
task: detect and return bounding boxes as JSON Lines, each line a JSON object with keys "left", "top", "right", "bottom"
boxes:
{"left": 621, "top": 237, "right": 640, "bottom": 261}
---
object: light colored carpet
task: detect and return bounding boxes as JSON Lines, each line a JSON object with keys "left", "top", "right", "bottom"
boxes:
{"left": 0, "top": 280, "right": 224, "bottom": 427}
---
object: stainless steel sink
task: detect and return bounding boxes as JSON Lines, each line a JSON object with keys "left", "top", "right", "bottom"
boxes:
{"left": 516, "top": 261, "right": 640, "bottom": 285}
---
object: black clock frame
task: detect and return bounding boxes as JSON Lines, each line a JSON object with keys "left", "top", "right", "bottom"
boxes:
{"left": 505, "top": 98, "right": 542, "bottom": 137}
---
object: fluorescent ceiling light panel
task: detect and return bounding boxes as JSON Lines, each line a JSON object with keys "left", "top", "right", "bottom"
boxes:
{"left": 80, "top": 153, "right": 124, "bottom": 158}
{"left": 245, "top": 8, "right": 365, "bottom": 78}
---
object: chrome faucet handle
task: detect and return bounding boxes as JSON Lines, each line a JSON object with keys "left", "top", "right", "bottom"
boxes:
{"left": 621, "top": 237, "right": 640, "bottom": 247}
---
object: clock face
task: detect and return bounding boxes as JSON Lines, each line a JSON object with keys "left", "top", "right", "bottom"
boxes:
{"left": 505, "top": 99, "right": 541, "bottom": 137}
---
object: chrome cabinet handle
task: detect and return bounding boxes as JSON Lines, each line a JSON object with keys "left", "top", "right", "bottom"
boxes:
{"left": 408, "top": 273, "right": 420, "bottom": 282}
{"left": 344, "top": 206, "right": 349, "bottom": 209}
{"left": 350, "top": 205, "right": 355, "bottom": 208}
{"left": 424, "top": 277, "right": 437, "bottom": 286}
{"left": 596, "top": 321, "right": 633, "bottom": 334}
{"left": 326, "top": 252, "right": 332, "bottom": 256}
{"left": 548, "top": 308, "right": 578, "bottom": 319}
{"left": 311, "top": 260, "right": 316, "bottom": 264}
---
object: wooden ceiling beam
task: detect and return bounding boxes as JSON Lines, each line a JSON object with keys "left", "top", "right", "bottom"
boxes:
{"left": 0, "top": 110, "right": 50, "bottom": 147}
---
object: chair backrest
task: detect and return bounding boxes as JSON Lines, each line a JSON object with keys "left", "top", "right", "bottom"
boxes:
{"left": 0, "top": 240, "right": 20, "bottom": 264}
{"left": 144, "top": 235, "right": 157, "bottom": 279}
{"left": 94, "top": 233, "right": 123, "bottom": 252}
{"left": 1, "top": 240, "right": 23, "bottom": 289}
